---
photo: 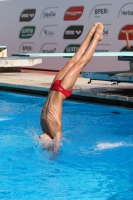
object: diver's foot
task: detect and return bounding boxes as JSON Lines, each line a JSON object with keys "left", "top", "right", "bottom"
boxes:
{"left": 94, "top": 24, "right": 104, "bottom": 41}
{"left": 89, "top": 22, "right": 101, "bottom": 37}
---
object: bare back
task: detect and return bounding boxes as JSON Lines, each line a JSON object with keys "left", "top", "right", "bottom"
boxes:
{"left": 40, "top": 90, "right": 65, "bottom": 140}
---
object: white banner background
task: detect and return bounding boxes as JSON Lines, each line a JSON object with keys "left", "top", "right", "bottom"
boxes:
{"left": 0, "top": 0, "right": 132, "bottom": 72}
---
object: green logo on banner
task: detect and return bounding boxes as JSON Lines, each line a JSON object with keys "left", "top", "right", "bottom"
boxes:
{"left": 63, "top": 44, "right": 80, "bottom": 57}
{"left": 19, "top": 26, "right": 36, "bottom": 39}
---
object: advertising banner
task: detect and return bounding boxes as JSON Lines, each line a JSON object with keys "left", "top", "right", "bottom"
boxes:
{"left": 0, "top": 0, "right": 132, "bottom": 72}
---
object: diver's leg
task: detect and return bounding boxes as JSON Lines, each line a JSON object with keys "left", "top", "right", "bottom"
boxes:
{"left": 52, "top": 22, "right": 101, "bottom": 83}
{"left": 125, "top": 30, "right": 133, "bottom": 49}
{"left": 125, "top": 32, "right": 130, "bottom": 49}
{"left": 60, "top": 24, "right": 103, "bottom": 90}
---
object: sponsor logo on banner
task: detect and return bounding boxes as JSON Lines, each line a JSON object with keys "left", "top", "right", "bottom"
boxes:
{"left": 118, "top": 3, "right": 133, "bottom": 18}
{"left": 40, "top": 25, "right": 58, "bottom": 38}
{"left": 64, "top": 44, "right": 80, "bottom": 53}
{"left": 40, "top": 43, "right": 58, "bottom": 53}
{"left": 95, "top": 8, "right": 108, "bottom": 15}
{"left": 19, "top": 26, "right": 36, "bottom": 39}
{"left": 121, "top": 10, "right": 133, "bottom": 16}
{"left": 103, "top": 24, "right": 111, "bottom": 36}
{"left": 18, "top": 42, "right": 35, "bottom": 53}
{"left": 44, "top": 29, "right": 54, "bottom": 37}
{"left": 64, "top": 6, "right": 84, "bottom": 21}
{"left": 118, "top": 25, "right": 133, "bottom": 40}
{"left": 40, "top": 7, "right": 58, "bottom": 20}
{"left": 63, "top": 25, "right": 83, "bottom": 39}
{"left": 103, "top": 28, "right": 108, "bottom": 36}
{"left": 95, "top": 49, "right": 109, "bottom": 52}
{"left": 41, "top": 48, "right": 56, "bottom": 53}
{"left": 63, "top": 44, "right": 80, "bottom": 57}
{"left": 20, "top": 9, "right": 36, "bottom": 22}
{"left": 89, "top": 4, "right": 111, "bottom": 19}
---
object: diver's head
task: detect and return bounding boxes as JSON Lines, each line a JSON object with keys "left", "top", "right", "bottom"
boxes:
{"left": 39, "top": 133, "right": 60, "bottom": 154}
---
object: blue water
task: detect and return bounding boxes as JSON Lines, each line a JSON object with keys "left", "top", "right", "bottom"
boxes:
{"left": 0, "top": 91, "right": 133, "bottom": 200}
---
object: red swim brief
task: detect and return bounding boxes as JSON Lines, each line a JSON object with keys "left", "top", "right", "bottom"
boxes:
{"left": 50, "top": 80, "right": 72, "bottom": 98}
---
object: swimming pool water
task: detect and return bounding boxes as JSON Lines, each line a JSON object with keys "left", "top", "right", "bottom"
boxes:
{"left": 0, "top": 91, "right": 133, "bottom": 200}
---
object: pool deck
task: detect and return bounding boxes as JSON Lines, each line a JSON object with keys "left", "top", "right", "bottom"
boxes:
{"left": 0, "top": 69, "right": 133, "bottom": 108}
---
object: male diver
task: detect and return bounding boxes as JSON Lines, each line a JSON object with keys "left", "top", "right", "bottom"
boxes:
{"left": 40, "top": 22, "right": 104, "bottom": 153}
